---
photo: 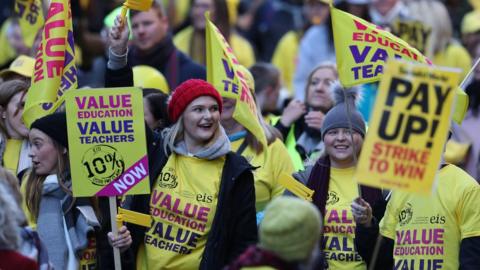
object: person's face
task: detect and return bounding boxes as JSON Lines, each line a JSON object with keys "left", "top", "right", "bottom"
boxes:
{"left": 372, "top": 0, "right": 399, "bottom": 16}
{"left": 264, "top": 78, "right": 281, "bottom": 112}
{"left": 192, "top": 0, "right": 214, "bottom": 30}
{"left": 306, "top": 68, "right": 335, "bottom": 112}
{"left": 29, "top": 128, "right": 60, "bottom": 175}
{"left": 143, "top": 98, "right": 158, "bottom": 130}
{"left": 324, "top": 128, "right": 363, "bottom": 168}
{"left": 220, "top": 97, "right": 236, "bottom": 122}
{"left": 3, "top": 91, "right": 29, "bottom": 139}
{"left": 305, "top": 1, "right": 330, "bottom": 25}
{"left": 183, "top": 96, "right": 220, "bottom": 147}
{"left": 131, "top": 9, "right": 169, "bottom": 52}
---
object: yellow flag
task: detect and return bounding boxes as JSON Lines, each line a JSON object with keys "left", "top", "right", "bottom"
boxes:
{"left": 205, "top": 13, "right": 267, "bottom": 147}
{"left": 356, "top": 60, "right": 460, "bottom": 194}
{"left": 331, "top": 7, "right": 431, "bottom": 87}
{"left": 23, "top": 0, "right": 77, "bottom": 128}
{"left": 15, "top": 0, "right": 44, "bottom": 48}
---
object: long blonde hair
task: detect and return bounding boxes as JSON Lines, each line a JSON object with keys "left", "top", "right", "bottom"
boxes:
{"left": 161, "top": 114, "right": 223, "bottom": 155}
{"left": 25, "top": 139, "right": 70, "bottom": 220}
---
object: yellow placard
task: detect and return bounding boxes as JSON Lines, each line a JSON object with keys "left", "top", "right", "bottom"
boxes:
{"left": 65, "top": 88, "right": 150, "bottom": 197}
{"left": 331, "top": 7, "right": 431, "bottom": 87}
{"left": 391, "top": 19, "right": 431, "bottom": 55}
{"left": 356, "top": 60, "right": 460, "bottom": 194}
{"left": 205, "top": 13, "right": 267, "bottom": 148}
{"left": 15, "top": 0, "right": 44, "bottom": 48}
{"left": 23, "top": 0, "right": 77, "bottom": 128}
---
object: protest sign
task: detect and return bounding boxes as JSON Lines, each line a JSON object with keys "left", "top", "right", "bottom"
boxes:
{"left": 331, "top": 7, "right": 431, "bottom": 87}
{"left": 391, "top": 19, "right": 431, "bottom": 55}
{"left": 356, "top": 60, "right": 460, "bottom": 194}
{"left": 65, "top": 88, "right": 150, "bottom": 197}
{"left": 15, "top": 0, "right": 44, "bottom": 48}
{"left": 205, "top": 13, "right": 267, "bottom": 148}
{"left": 23, "top": 0, "right": 77, "bottom": 128}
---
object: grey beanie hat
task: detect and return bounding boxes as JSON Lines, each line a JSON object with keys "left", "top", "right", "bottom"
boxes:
{"left": 321, "top": 82, "right": 366, "bottom": 138}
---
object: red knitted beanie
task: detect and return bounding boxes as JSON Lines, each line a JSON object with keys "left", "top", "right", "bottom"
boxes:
{"left": 168, "top": 79, "right": 223, "bottom": 122}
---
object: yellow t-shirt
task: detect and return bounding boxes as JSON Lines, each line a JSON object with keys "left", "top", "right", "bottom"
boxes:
{"left": 3, "top": 138, "right": 23, "bottom": 174}
{"left": 323, "top": 167, "right": 366, "bottom": 270}
{"left": 139, "top": 153, "right": 224, "bottom": 270}
{"left": 79, "top": 234, "right": 96, "bottom": 269}
{"left": 379, "top": 165, "right": 480, "bottom": 269}
{"left": 433, "top": 43, "right": 472, "bottom": 81}
{"left": 231, "top": 138, "right": 294, "bottom": 212}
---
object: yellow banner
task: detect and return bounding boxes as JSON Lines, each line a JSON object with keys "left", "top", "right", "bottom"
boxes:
{"left": 331, "top": 7, "right": 431, "bottom": 87}
{"left": 356, "top": 60, "right": 460, "bottom": 194}
{"left": 15, "top": 0, "right": 44, "bottom": 48}
{"left": 23, "top": 0, "right": 77, "bottom": 128}
{"left": 65, "top": 88, "right": 150, "bottom": 197}
{"left": 205, "top": 13, "right": 267, "bottom": 147}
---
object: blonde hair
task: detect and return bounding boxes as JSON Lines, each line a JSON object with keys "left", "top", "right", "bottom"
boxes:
{"left": 0, "top": 181, "right": 22, "bottom": 249}
{"left": 25, "top": 138, "right": 70, "bottom": 220}
{"left": 304, "top": 62, "right": 338, "bottom": 99}
{"left": 162, "top": 115, "right": 185, "bottom": 155}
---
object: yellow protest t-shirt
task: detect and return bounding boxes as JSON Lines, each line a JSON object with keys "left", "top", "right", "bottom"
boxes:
{"left": 79, "top": 234, "right": 96, "bottom": 269}
{"left": 379, "top": 164, "right": 480, "bottom": 269}
{"left": 3, "top": 138, "right": 23, "bottom": 174}
{"left": 231, "top": 138, "right": 294, "bottom": 212}
{"left": 139, "top": 153, "right": 224, "bottom": 270}
{"left": 323, "top": 167, "right": 366, "bottom": 270}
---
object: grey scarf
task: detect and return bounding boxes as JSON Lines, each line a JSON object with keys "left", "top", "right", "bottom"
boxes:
{"left": 172, "top": 127, "right": 231, "bottom": 160}
{"left": 36, "top": 175, "right": 99, "bottom": 269}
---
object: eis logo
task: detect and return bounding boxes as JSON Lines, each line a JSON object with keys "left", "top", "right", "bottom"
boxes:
{"left": 430, "top": 214, "right": 446, "bottom": 224}
{"left": 398, "top": 203, "right": 413, "bottom": 226}
{"left": 158, "top": 168, "right": 178, "bottom": 189}
{"left": 196, "top": 193, "right": 214, "bottom": 203}
{"left": 326, "top": 191, "right": 339, "bottom": 205}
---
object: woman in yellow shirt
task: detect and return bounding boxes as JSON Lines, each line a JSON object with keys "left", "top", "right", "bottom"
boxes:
{"left": 291, "top": 83, "right": 384, "bottom": 269}
{"left": 110, "top": 79, "right": 258, "bottom": 270}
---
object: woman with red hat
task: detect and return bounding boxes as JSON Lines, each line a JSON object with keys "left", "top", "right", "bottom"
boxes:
{"left": 108, "top": 79, "right": 257, "bottom": 270}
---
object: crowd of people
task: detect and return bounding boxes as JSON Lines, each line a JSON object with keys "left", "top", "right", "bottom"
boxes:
{"left": 0, "top": 0, "right": 480, "bottom": 269}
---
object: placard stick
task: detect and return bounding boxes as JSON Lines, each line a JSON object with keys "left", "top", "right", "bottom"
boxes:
{"left": 109, "top": 196, "right": 122, "bottom": 270}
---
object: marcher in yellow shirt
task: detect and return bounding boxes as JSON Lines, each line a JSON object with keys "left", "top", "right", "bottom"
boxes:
{"left": 353, "top": 163, "right": 480, "bottom": 269}
{"left": 107, "top": 79, "right": 257, "bottom": 270}
{"left": 289, "top": 82, "right": 383, "bottom": 270}
{"left": 221, "top": 66, "right": 294, "bottom": 212}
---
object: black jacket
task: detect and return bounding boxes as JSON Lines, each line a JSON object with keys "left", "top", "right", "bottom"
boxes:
{"left": 99, "top": 131, "right": 258, "bottom": 270}
{"left": 99, "top": 63, "right": 257, "bottom": 269}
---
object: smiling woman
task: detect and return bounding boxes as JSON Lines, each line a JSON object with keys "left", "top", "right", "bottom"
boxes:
{"left": 108, "top": 79, "right": 257, "bottom": 270}
{"left": 288, "top": 82, "right": 385, "bottom": 269}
